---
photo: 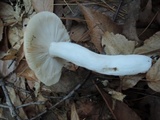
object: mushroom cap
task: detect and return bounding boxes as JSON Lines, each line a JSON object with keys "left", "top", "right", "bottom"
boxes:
{"left": 24, "top": 11, "right": 70, "bottom": 86}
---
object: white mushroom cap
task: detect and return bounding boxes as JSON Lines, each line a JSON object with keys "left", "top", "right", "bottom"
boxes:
{"left": 24, "top": 11, "right": 70, "bottom": 85}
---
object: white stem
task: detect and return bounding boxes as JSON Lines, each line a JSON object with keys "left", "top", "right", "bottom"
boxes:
{"left": 49, "top": 42, "right": 152, "bottom": 76}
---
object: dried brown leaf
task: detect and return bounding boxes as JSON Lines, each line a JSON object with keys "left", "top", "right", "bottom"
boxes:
{"left": 79, "top": 4, "right": 122, "bottom": 53}
{"left": 70, "top": 24, "right": 90, "bottom": 43}
{"left": 15, "top": 60, "right": 38, "bottom": 81}
{"left": 31, "top": 0, "right": 53, "bottom": 12}
{"left": 71, "top": 103, "right": 80, "bottom": 120}
{"left": 0, "top": 19, "right": 3, "bottom": 42}
{"left": 8, "top": 26, "right": 23, "bottom": 50}
{"left": 134, "top": 31, "right": 160, "bottom": 55}
{"left": 102, "top": 31, "right": 135, "bottom": 55}
{"left": 15, "top": 44, "right": 24, "bottom": 66}
{"left": 76, "top": 100, "right": 94, "bottom": 117}
{"left": 108, "top": 90, "right": 126, "bottom": 101}
{"left": 121, "top": 75, "right": 145, "bottom": 90}
{"left": 146, "top": 58, "right": 160, "bottom": 92}
{"left": 0, "top": 60, "right": 15, "bottom": 76}
{"left": 1, "top": 49, "right": 17, "bottom": 60}
{"left": 0, "top": 2, "right": 14, "bottom": 17}
{"left": 0, "top": 2, "right": 16, "bottom": 25}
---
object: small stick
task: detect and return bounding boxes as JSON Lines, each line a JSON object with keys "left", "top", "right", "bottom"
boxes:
{"left": 0, "top": 104, "right": 10, "bottom": 108}
{"left": 16, "top": 101, "right": 45, "bottom": 109}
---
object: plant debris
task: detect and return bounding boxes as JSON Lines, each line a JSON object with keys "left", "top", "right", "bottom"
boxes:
{"left": 0, "top": 0, "right": 160, "bottom": 120}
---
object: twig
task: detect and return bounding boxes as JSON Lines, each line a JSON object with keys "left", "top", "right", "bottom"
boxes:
{"left": 16, "top": 101, "right": 45, "bottom": 109}
{"left": 0, "top": 79, "right": 21, "bottom": 120}
{"left": 0, "top": 104, "right": 10, "bottom": 108}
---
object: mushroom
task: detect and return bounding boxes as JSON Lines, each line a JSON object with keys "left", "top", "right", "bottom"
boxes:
{"left": 24, "top": 11, "right": 152, "bottom": 86}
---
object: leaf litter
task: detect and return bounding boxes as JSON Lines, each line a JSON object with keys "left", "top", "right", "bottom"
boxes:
{"left": 0, "top": 0, "right": 159, "bottom": 120}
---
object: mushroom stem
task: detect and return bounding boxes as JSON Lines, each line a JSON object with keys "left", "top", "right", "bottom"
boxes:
{"left": 49, "top": 42, "right": 152, "bottom": 76}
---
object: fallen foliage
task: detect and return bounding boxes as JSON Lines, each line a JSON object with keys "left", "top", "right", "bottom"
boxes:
{"left": 0, "top": 0, "right": 159, "bottom": 120}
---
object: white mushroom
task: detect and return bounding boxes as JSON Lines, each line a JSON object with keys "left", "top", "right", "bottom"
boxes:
{"left": 24, "top": 11, "right": 152, "bottom": 86}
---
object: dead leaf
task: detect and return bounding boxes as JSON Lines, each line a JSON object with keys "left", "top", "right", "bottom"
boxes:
{"left": 134, "top": 31, "right": 160, "bottom": 55}
{"left": 76, "top": 97, "right": 112, "bottom": 119}
{"left": 0, "top": 19, "right": 3, "bottom": 42}
{"left": 71, "top": 103, "right": 80, "bottom": 120}
{"left": 0, "top": 2, "right": 14, "bottom": 18}
{"left": 0, "top": 27, "right": 8, "bottom": 53}
{"left": 0, "top": 60, "right": 15, "bottom": 76}
{"left": 15, "top": 60, "right": 38, "bottom": 81}
{"left": 31, "top": 0, "right": 54, "bottom": 12}
{"left": 79, "top": 4, "right": 122, "bottom": 53}
{"left": 146, "top": 58, "right": 160, "bottom": 92}
{"left": 108, "top": 89, "right": 126, "bottom": 101}
{"left": 0, "top": 2, "right": 17, "bottom": 25}
{"left": 1, "top": 48, "right": 17, "bottom": 60}
{"left": 8, "top": 26, "right": 23, "bottom": 50}
{"left": 121, "top": 75, "right": 145, "bottom": 90}
{"left": 102, "top": 31, "right": 135, "bottom": 55}
{"left": 70, "top": 24, "right": 90, "bottom": 43}
{"left": 15, "top": 44, "right": 24, "bottom": 66}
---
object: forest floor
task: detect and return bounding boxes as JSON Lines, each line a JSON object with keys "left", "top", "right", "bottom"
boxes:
{"left": 0, "top": 0, "right": 160, "bottom": 120}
